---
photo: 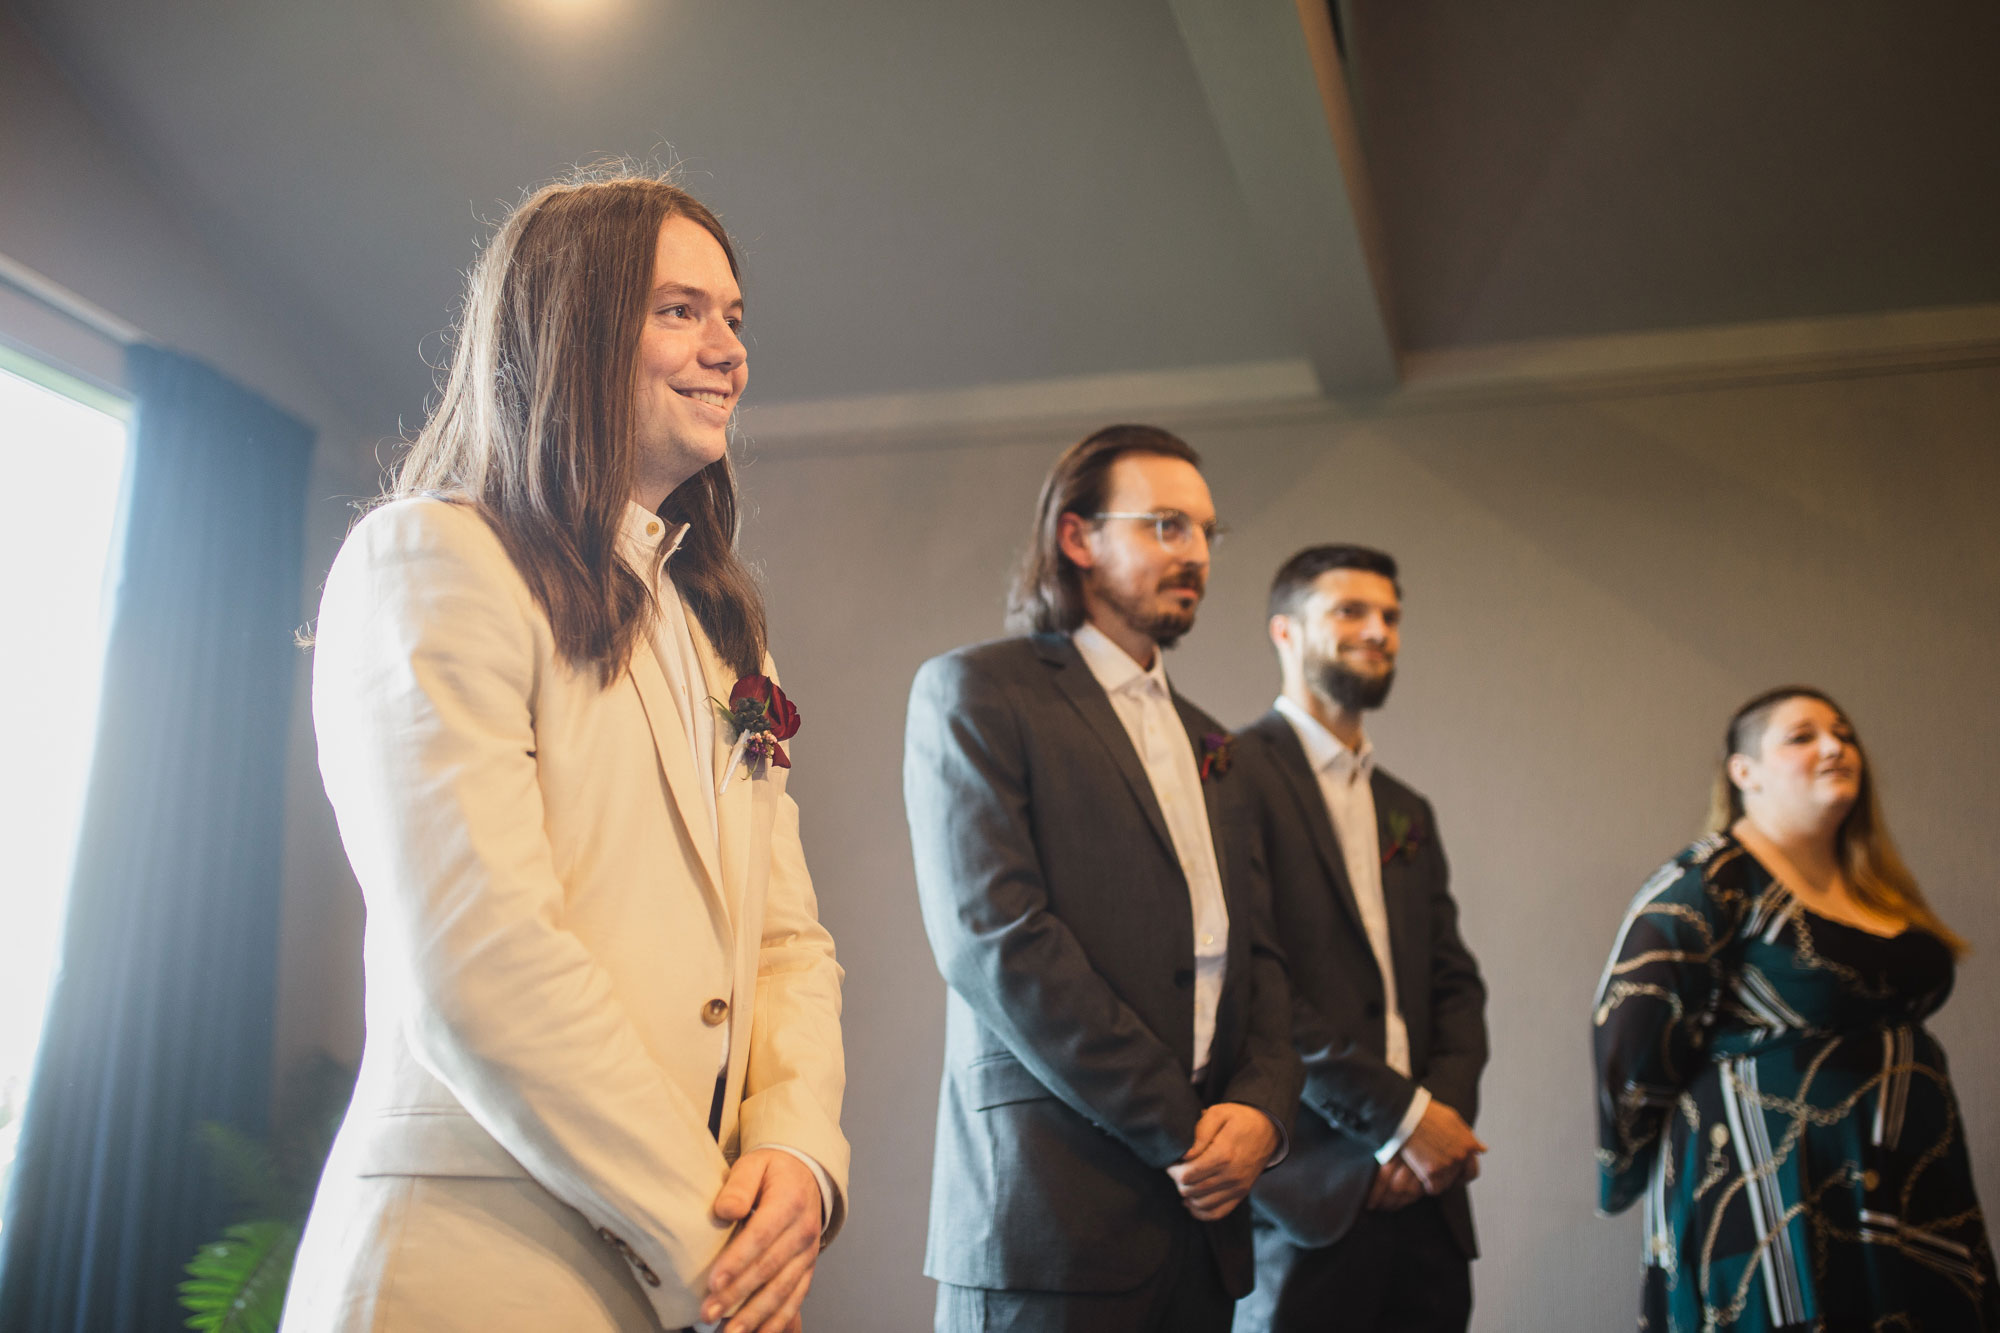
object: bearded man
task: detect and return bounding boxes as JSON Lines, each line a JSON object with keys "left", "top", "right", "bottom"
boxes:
{"left": 1229, "top": 545, "right": 1489, "bottom": 1333}
{"left": 903, "top": 424, "right": 1301, "bottom": 1332}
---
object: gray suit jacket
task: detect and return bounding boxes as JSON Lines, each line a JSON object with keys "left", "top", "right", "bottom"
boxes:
{"left": 1235, "top": 709, "right": 1487, "bottom": 1257}
{"left": 905, "top": 634, "right": 1301, "bottom": 1296}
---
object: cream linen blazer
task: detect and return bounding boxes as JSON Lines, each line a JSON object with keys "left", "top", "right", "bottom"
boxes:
{"left": 292, "top": 497, "right": 847, "bottom": 1329}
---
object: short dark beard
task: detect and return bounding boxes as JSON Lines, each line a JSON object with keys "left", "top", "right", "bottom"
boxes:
{"left": 1143, "top": 610, "right": 1194, "bottom": 649}
{"left": 1310, "top": 656, "right": 1394, "bottom": 712}
{"left": 1097, "top": 571, "right": 1203, "bottom": 649}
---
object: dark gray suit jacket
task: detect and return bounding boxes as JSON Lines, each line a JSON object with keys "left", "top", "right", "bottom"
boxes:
{"left": 1235, "top": 709, "right": 1487, "bottom": 1258}
{"left": 905, "top": 634, "right": 1302, "bottom": 1297}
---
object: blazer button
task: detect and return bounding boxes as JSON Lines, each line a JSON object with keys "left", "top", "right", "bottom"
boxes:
{"left": 702, "top": 998, "right": 730, "bottom": 1026}
{"left": 1173, "top": 969, "right": 1194, "bottom": 988}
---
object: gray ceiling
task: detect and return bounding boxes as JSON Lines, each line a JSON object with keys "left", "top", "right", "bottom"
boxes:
{"left": 1347, "top": 1, "right": 2000, "bottom": 350}
{"left": 14, "top": 0, "right": 2000, "bottom": 434}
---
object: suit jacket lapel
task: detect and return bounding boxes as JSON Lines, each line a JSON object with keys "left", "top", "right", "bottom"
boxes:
{"left": 627, "top": 636, "right": 728, "bottom": 917}
{"left": 1253, "top": 711, "right": 1370, "bottom": 943}
{"left": 1172, "top": 692, "right": 1228, "bottom": 879}
{"left": 689, "top": 616, "right": 754, "bottom": 932}
{"left": 1372, "top": 772, "right": 1424, "bottom": 1007}
{"left": 1037, "top": 635, "right": 1178, "bottom": 868}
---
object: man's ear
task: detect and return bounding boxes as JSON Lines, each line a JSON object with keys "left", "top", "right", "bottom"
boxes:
{"left": 1267, "top": 613, "right": 1293, "bottom": 653}
{"left": 1055, "top": 512, "right": 1096, "bottom": 571}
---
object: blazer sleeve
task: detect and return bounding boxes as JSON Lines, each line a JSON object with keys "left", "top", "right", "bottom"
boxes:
{"left": 737, "top": 723, "right": 851, "bottom": 1243}
{"left": 1287, "top": 979, "right": 1418, "bottom": 1149}
{"left": 1218, "top": 797, "right": 1304, "bottom": 1147}
{"left": 1413, "top": 809, "right": 1489, "bottom": 1123}
{"left": 904, "top": 650, "right": 1204, "bottom": 1170}
{"left": 313, "top": 501, "right": 730, "bottom": 1323}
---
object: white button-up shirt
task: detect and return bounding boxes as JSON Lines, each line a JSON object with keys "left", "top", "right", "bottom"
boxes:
{"left": 1273, "top": 695, "right": 1429, "bottom": 1161}
{"left": 618, "top": 505, "right": 718, "bottom": 843}
{"left": 1072, "top": 622, "right": 1230, "bottom": 1078}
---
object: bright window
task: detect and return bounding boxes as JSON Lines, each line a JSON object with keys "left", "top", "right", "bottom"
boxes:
{"left": 0, "top": 346, "right": 131, "bottom": 1232}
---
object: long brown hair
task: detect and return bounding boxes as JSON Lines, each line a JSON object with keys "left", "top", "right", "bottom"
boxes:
{"left": 391, "top": 167, "right": 766, "bottom": 683}
{"left": 1707, "top": 685, "right": 1966, "bottom": 955}
{"left": 1004, "top": 424, "right": 1201, "bottom": 634}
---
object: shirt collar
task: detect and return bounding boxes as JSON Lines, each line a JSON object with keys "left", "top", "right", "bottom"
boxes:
{"left": 1273, "top": 694, "right": 1374, "bottom": 780}
{"left": 618, "top": 500, "right": 690, "bottom": 577}
{"left": 1073, "top": 620, "right": 1170, "bottom": 699}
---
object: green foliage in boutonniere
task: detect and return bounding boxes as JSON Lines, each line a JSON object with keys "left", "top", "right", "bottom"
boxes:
{"left": 1381, "top": 809, "right": 1425, "bottom": 866}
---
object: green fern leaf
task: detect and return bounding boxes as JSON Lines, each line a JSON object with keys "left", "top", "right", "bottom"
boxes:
{"left": 178, "top": 1220, "right": 299, "bottom": 1333}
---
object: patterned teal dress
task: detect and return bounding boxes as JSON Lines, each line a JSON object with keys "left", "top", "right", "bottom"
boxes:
{"left": 1595, "top": 834, "right": 1998, "bottom": 1331}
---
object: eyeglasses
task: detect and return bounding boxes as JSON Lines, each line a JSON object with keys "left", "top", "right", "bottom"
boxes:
{"left": 1089, "top": 510, "right": 1226, "bottom": 552}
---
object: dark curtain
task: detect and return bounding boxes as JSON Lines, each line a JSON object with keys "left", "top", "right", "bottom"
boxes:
{"left": 0, "top": 345, "right": 314, "bottom": 1332}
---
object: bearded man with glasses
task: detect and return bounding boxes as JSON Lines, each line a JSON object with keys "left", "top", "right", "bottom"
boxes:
{"left": 903, "top": 424, "right": 1301, "bottom": 1332}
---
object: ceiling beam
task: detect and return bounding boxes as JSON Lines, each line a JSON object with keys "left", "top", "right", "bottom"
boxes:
{"left": 1167, "top": 0, "right": 1399, "bottom": 394}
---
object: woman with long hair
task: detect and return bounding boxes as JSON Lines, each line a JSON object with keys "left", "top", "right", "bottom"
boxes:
{"left": 1594, "top": 686, "right": 1995, "bottom": 1332}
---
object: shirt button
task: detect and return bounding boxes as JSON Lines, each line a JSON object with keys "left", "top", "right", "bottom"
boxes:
{"left": 645, "top": 520, "right": 661, "bottom": 536}
{"left": 702, "top": 998, "right": 729, "bottom": 1026}
{"left": 1201, "top": 933, "right": 1214, "bottom": 946}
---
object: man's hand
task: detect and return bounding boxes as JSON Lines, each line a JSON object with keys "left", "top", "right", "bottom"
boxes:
{"left": 1398, "top": 1100, "right": 1486, "bottom": 1195}
{"left": 1363, "top": 1159, "right": 1425, "bottom": 1211}
{"left": 702, "top": 1149, "right": 825, "bottom": 1332}
{"left": 1165, "top": 1103, "right": 1280, "bottom": 1222}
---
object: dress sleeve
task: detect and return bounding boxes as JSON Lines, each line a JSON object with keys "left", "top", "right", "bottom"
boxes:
{"left": 1592, "top": 849, "right": 1740, "bottom": 1214}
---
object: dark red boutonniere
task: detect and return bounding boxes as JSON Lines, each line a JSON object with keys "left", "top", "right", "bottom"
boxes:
{"left": 712, "top": 674, "right": 801, "bottom": 791}
{"left": 1381, "top": 809, "right": 1424, "bottom": 866}
{"left": 1198, "top": 732, "right": 1234, "bottom": 782}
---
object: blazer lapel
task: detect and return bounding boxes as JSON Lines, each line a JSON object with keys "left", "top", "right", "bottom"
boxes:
{"left": 626, "top": 636, "right": 728, "bottom": 914}
{"left": 1173, "top": 693, "right": 1229, "bottom": 878}
{"left": 1253, "top": 711, "right": 1370, "bottom": 942}
{"left": 1372, "top": 773, "right": 1424, "bottom": 1006}
{"left": 689, "top": 616, "right": 755, "bottom": 933}
{"left": 1037, "top": 635, "right": 1178, "bottom": 868}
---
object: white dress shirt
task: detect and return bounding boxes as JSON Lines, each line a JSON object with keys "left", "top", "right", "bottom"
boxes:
{"left": 1273, "top": 695, "right": 1430, "bottom": 1162}
{"left": 1072, "top": 622, "right": 1230, "bottom": 1078}
{"left": 618, "top": 501, "right": 832, "bottom": 1229}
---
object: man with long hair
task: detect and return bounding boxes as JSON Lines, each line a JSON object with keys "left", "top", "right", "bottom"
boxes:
{"left": 904, "top": 426, "right": 1301, "bottom": 1331}
{"left": 1230, "top": 545, "right": 1488, "bottom": 1333}
{"left": 287, "top": 173, "right": 847, "bottom": 1333}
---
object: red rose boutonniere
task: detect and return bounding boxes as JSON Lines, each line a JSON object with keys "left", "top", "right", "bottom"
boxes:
{"left": 1198, "top": 732, "right": 1234, "bottom": 782}
{"left": 1381, "top": 810, "right": 1424, "bottom": 866}
{"left": 712, "top": 674, "right": 801, "bottom": 791}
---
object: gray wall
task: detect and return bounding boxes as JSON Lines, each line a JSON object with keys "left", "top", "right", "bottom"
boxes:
{"left": 739, "top": 359, "right": 2000, "bottom": 1331}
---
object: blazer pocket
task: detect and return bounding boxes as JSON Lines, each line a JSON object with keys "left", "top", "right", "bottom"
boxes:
{"left": 342, "top": 1108, "right": 531, "bottom": 1181}
{"left": 966, "top": 1052, "right": 1053, "bottom": 1110}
